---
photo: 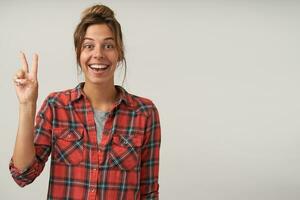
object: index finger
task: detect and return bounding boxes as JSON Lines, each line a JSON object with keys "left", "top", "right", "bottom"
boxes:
{"left": 31, "top": 53, "right": 38, "bottom": 79}
{"left": 20, "top": 51, "right": 29, "bottom": 72}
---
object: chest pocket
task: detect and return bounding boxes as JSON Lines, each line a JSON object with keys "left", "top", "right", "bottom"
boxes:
{"left": 108, "top": 133, "right": 144, "bottom": 170}
{"left": 53, "top": 127, "right": 84, "bottom": 165}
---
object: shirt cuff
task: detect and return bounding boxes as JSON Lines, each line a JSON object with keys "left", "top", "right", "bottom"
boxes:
{"left": 9, "top": 157, "right": 40, "bottom": 187}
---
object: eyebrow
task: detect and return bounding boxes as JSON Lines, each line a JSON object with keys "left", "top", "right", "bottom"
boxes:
{"left": 83, "top": 37, "right": 114, "bottom": 41}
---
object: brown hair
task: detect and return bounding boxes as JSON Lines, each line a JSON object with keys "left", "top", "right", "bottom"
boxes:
{"left": 74, "top": 4, "right": 126, "bottom": 84}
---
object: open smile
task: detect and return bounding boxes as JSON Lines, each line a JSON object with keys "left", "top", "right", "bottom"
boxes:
{"left": 88, "top": 64, "right": 110, "bottom": 72}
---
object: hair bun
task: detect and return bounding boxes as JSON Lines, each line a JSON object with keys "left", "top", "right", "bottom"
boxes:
{"left": 81, "top": 5, "right": 115, "bottom": 19}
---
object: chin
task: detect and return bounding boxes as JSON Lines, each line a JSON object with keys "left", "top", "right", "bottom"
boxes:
{"left": 85, "top": 77, "right": 114, "bottom": 86}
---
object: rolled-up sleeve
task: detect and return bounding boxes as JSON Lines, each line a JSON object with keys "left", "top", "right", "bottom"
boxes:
{"left": 140, "top": 104, "right": 161, "bottom": 200}
{"left": 9, "top": 96, "right": 53, "bottom": 187}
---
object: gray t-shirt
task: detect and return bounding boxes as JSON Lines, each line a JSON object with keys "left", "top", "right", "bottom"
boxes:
{"left": 93, "top": 109, "right": 109, "bottom": 143}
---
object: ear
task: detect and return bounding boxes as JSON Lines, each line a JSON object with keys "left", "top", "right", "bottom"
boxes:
{"left": 117, "top": 54, "right": 123, "bottom": 63}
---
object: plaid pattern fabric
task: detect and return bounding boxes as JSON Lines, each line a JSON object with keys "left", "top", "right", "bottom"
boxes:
{"left": 9, "top": 83, "right": 161, "bottom": 200}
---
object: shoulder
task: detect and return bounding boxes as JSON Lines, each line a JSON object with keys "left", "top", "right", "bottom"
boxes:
{"left": 123, "top": 90, "right": 159, "bottom": 117}
{"left": 43, "top": 87, "right": 77, "bottom": 107}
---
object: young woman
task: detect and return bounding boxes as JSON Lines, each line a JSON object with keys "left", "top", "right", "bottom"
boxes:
{"left": 10, "top": 4, "right": 161, "bottom": 200}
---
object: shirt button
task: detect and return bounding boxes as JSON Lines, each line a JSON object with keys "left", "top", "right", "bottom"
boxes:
{"left": 93, "top": 168, "right": 97, "bottom": 171}
{"left": 122, "top": 139, "right": 128, "bottom": 145}
{"left": 91, "top": 188, "right": 95, "bottom": 193}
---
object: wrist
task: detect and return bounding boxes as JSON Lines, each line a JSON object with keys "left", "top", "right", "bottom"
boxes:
{"left": 19, "top": 102, "right": 37, "bottom": 113}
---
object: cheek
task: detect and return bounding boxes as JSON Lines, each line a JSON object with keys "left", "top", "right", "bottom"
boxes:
{"left": 79, "top": 52, "right": 88, "bottom": 66}
{"left": 108, "top": 51, "right": 119, "bottom": 63}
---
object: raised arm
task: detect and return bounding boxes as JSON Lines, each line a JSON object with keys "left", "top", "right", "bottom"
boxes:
{"left": 12, "top": 52, "right": 39, "bottom": 171}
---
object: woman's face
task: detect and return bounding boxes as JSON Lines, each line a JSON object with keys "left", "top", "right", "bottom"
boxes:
{"left": 80, "top": 24, "right": 119, "bottom": 86}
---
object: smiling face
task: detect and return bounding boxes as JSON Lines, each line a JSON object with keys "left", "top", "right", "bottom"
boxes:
{"left": 79, "top": 24, "right": 119, "bottom": 86}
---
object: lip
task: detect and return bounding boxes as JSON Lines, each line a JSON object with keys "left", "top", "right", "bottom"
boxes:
{"left": 88, "top": 63, "right": 110, "bottom": 66}
{"left": 87, "top": 64, "right": 110, "bottom": 75}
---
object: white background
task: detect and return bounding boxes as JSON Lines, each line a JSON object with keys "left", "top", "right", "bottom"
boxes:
{"left": 1, "top": 0, "right": 300, "bottom": 199}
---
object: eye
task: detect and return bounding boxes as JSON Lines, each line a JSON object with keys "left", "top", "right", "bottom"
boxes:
{"left": 103, "top": 44, "right": 114, "bottom": 49}
{"left": 83, "top": 44, "right": 94, "bottom": 50}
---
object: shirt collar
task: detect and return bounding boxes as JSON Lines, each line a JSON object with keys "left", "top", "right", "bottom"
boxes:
{"left": 70, "top": 82, "right": 134, "bottom": 107}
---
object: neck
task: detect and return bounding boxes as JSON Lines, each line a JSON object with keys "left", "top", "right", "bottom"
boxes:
{"left": 83, "top": 81, "right": 118, "bottom": 112}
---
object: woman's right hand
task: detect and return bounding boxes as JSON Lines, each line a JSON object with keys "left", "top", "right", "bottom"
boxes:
{"left": 13, "top": 52, "right": 39, "bottom": 104}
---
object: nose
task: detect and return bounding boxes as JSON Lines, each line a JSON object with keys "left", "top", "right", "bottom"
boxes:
{"left": 93, "top": 46, "right": 104, "bottom": 59}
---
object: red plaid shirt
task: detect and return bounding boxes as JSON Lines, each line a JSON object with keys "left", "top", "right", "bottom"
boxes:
{"left": 9, "top": 83, "right": 161, "bottom": 200}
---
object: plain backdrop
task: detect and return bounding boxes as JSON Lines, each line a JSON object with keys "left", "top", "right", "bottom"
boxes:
{"left": 1, "top": 0, "right": 300, "bottom": 199}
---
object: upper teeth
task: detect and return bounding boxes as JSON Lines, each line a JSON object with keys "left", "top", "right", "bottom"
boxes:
{"left": 90, "top": 64, "right": 108, "bottom": 69}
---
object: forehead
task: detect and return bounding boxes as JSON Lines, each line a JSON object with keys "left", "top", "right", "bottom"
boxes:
{"left": 84, "top": 24, "right": 114, "bottom": 40}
